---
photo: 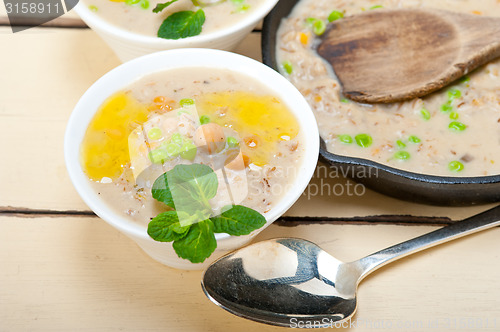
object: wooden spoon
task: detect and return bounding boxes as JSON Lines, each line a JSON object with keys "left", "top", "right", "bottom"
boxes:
{"left": 316, "top": 9, "right": 500, "bottom": 104}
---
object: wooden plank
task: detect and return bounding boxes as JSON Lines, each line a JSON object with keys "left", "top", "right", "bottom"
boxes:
{"left": 1, "top": 216, "right": 499, "bottom": 331}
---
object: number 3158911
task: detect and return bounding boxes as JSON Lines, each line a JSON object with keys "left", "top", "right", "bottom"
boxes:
{"left": 5, "top": 2, "right": 62, "bottom": 14}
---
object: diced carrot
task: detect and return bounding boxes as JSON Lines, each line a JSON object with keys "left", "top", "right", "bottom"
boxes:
{"left": 299, "top": 32, "right": 309, "bottom": 45}
{"left": 472, "top": 10, "right": 482, "bottom": 15}
{"left": 314, "top": 94, "right": 322, "bottom": 103}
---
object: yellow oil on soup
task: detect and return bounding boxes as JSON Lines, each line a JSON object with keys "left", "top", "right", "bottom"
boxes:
{"left": 80, "top": 92, "right": 149, "bottom": 181}
{"left": 197, "top": 91, "right": 299, "bottom": 166}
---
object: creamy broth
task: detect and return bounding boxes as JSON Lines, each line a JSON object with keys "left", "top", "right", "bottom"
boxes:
{"left": 83, "top": 0, "right": 264, "bottom": 37}
{"left": 276, "top": 0, "right": 500, "bottom": 177}
{"left": 82, "top": 68, "right": 304, "bottom": 225}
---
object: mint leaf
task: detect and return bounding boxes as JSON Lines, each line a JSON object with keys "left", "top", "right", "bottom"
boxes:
{"left": 152, "top": 173, "right": 175, "bottom": 209}
{"left": 172, "top": 220, "right": 216, "bottom": 263}
{"left": 148, "top": 211, "right": 190, "bottom": 242}
{"left": 153, "top": 0, "right": 177, "bottom": 13}
{"left": 157, "top": 9, "right": 205, "bottom": 40}
{"left": 167, "top": 164, "right": 217, "bottom": 216}
{"left": 152, "top": 164, "right": 218, "bottom": 225}
{"left": 211, "top": 205, "right": 266, "bottom": 236}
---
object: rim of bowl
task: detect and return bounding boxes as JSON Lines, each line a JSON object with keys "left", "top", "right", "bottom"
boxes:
{"left": 64, "top": 48, "right": 319, "bottom": 242}
{"left": 74, "top": 0, "right": 279, "bottom": 45}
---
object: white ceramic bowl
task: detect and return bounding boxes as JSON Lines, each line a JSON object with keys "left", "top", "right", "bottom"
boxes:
{"left": 65, "top": 49, "right": 319, "bottom": 269}
{"left": 74, "top": 0, "right": 279, "bottom": 62}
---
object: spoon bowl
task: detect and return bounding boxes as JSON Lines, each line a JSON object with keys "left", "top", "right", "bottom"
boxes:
{"left": 202, "top": 205, "right": 500, "bottom": 327}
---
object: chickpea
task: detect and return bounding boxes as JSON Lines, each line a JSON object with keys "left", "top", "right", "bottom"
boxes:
{"left": 225, "top": 150, "right": 250, "bottom": 171}
{"left": 194, "top": 123, "right": 226, "bottom": 154}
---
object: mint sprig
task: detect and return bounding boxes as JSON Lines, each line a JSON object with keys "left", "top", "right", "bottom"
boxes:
{"left": 147, "top": 163, "right": 266, "bottom": 263}
{"left": 157, "top": 9, "right": 205, "bottom": 40}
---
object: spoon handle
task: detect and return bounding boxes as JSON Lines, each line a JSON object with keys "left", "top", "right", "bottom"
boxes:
{"left": 357, "top": 205, "right": 500, "bottom": 280}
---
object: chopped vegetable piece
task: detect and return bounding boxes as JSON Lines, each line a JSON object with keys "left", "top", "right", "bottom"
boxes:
{"left": 180, "top": 98, "right": 195, "bottom": 107}
{"left": 394, "top": 151, "right": 410, "bottom": 160}
{"left": 396, "top": 140, "right": 406, "bottom": 149}
{"left": 88, "top": 5, "right": 98, "bottom": 11}
{"left": 312, "top": 19, "right": 326, "bottom": 35}
{"left": 450, "top": 112, "right": 459, "bottom": 120}
{"left": 171, "top": 133, "right": 183, "bottom": 145}
{"left": 227, "top": 136, "right": 239, "bottom": 148}
{"left": 449, "top": 121, "right": 467, "bottom": 131}
{"left": 149, "top": 149, "right": 169, "bottom": 164}
{"left": 408, "top": 135, "right": 421, "bottom": 143}
{"left": 200, "top": 115, "right": 210, "bottom": 125}
{"left": 140, "top": 0, "right": 149, "bottom": 9}
{"left": 339, "top": 134, "right": 353, "bottom": 144}
{"left": 165, "top": 143, "right": 182, "bottom": 156}
{"left": 328, "top": 10, "right": 344, "bottom": 22}
{"left": 340, "top": 98, "right": 350, "bottom": 103}
{"left": 449, "top": 161, "right": 465, "bottom": 172}
{"left": 441, "top": 103, "right": 453, "bottom": 113}
{"left": 420, "top": 108, "right": 431, "bottom": 120}
{"left": 282, "top": 61, "right": 293, "bottom": 75}
{"left": 448, "top": 88, "right": 462, "bottom": 100}
{"left": 355, "top": 134, "right": 373, "bottom": 148}
{"left": 148, "top": 127, "right": 162, "bottom": 140}
{"left": 370, "top": 5, "right": 383, "bottom": 9}
{"left": 180, "top": 144, "right": 197, "bottom": 161}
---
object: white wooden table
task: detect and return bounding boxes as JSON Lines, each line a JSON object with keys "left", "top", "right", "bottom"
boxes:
{"left": 1, "top": 9, "right": 499, "bottom": 332}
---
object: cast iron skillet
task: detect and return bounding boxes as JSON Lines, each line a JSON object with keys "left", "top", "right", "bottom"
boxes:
{"left": 262, "top": 0, "right": 500, "bottom": 205}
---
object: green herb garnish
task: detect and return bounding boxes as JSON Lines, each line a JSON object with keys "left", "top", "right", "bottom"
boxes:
{"left": 449, "top": 121, "right": 467, "bottom": 131}
{"left": 339, "top": 134, "right": 353, "bottom": 144}
{"left": 420, "top": 108, "right": 431, "bottom": 120}
{"left": 396, "top": 140, "right": 406, "bottom": 149}
{"left": 157, "top": 9, "right": 206, "bottom": 40}
{"left": 408, "top": 135, "right": 421, "bottom": 144}
{"left": 328, "top": 10, "right": 344, "bottom": 22}
{"left": 355, "top": 134, "right": 373, "bottom": 148}
{"left": 448, "top": 161, "right": 465, "bottom": 172}
{"left": 281, "top": 60, "right": 293, "bottom": 75}
{"left": 153, "top": 0, "right": 177, "bottom": 13}
{"left": 148, "top": 163, "right": 266, "bottom": 263}
{"left": 394, "top": 151, "right": 410, "bottom": 160}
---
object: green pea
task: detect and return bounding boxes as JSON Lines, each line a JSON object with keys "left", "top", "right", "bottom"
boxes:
{"left": 396, "top": 140, "right": 406, "bottom": 149}
{"left": 165, "top": 143, "right": 181, "bottom": 157}
{"left": 450, "top": 112, "right": 459, "bottom": 120}
{"left": 199, "top": 115, "right": 210, "bottom": 125}
{"left": 227, "top": 136, "right": 239, "bottom": 148}
{"left": 179, "top": 98, "right": 195, "bottom": 107}
{"left": 328, "top": 10, "right": 344, "bottom": 22}
{"left": 394, "top": 151, "right": 410, "bottom": 160}
{"left": 282, "top": 61, "right": 293, "bottom": 75}
{"left": 312, "top": 19, "right": 326, "bottom": 35}
{"left": 448, "top": 161, "right": 464, "bottom": 172}
{"left": 370, "top": 5, "right": 384, "bottom": 9}
{"left": 409, "top": 135, "right": 421, "bottom": 144}
{"left": 448, "top": 88, "right": 462, "bottom": 100}
{"left": 140, "top": 0, "right": 149, "bottom": 9}
{"left": 441, "top": 103, "right": 453, "bottom": 113}
{"left": 355, "top": 134, "right": 373, "bottom": 148}
{"left": 170, "top": 133, "right": 183, "bottom": 145}
{"left": 180, "top": 144, "right": 197, "bottom": 161}
{"left": 88, "top": 5, "right": 98, "bottom": 11}
{"left": 147, "top": 127, "right": 162, "bottom": 140}
{"left": 339, "top": 134, "right": 353, "bottom": 144}
{"left": 149, "top": 149, "right": 169, "bottom": 164}
{"left": 420, "top": 108, "right": 431, "bottom": 120}
{"left": 449, "top": 121, "right": 467, "bottom": 131}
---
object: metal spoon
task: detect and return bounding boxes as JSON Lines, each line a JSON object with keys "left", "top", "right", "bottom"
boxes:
{"left": 202, "top": 205, "right": 500, "bottom": 328}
